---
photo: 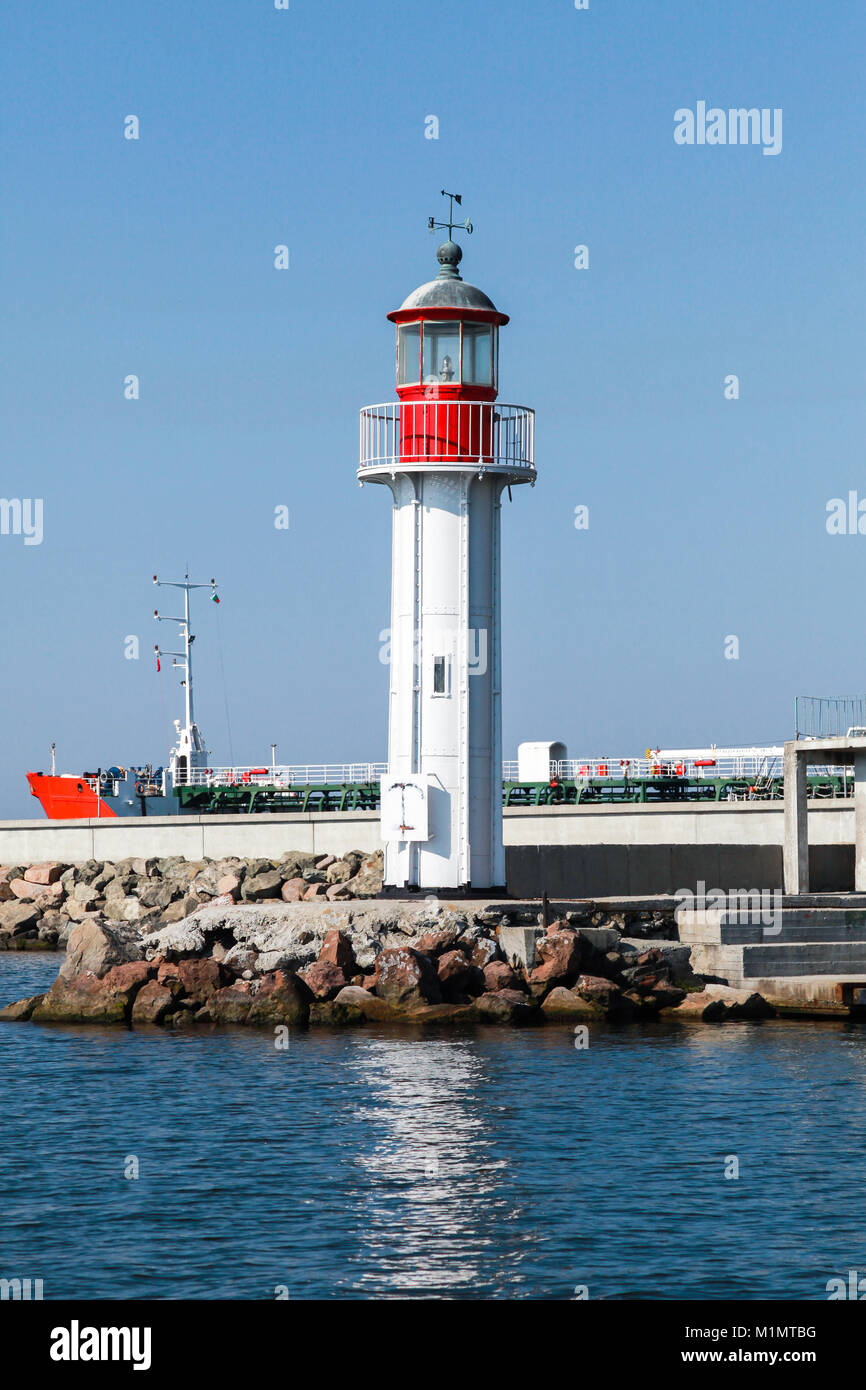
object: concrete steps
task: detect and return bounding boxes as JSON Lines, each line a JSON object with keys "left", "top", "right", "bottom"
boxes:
{"left": 679, "top": 901, "right": 866, "bottom": 1003}
{"left": 679, "top": 907, "right": 866, "bottom": 946}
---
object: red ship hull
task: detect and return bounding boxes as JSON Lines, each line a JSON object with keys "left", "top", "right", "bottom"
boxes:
{"left": 26, "top": 773, "right": 119, "bottom": 819}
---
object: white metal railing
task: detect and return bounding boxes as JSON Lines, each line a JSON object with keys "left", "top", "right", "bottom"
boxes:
{"left": 502, "top": 755, "right": 852, "bottom": 782}
{"left": 359, "top": 401, "right": 535, "bottom": 473}
{"left": 102, "top": 756, "right": 854, "bottom": 792}
{"left": 179, "top": 763, "right": 388, "bottom": 788}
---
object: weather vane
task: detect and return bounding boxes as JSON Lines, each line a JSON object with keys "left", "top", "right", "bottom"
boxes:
{"left": 428, "top": 189, "right": 473, "bottom": 239}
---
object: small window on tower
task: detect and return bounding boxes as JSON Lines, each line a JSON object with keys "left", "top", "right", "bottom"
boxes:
{"left": 463, "top": 324, "right": 494, "bottom": 385}
{"left": 433, "top": 656, "right": 448, "bottom": 695}
{"left": 397, "top": 324, "right": 421, "bottom": 385}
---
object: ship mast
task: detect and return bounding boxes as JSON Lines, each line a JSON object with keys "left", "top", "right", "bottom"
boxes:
{"left": 153, "top": 573, "right": 218, "bottom": 780}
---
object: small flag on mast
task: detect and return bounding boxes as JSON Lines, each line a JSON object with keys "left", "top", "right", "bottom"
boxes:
{"left": 211, "top": 593, "right": 220, "bottom": 604}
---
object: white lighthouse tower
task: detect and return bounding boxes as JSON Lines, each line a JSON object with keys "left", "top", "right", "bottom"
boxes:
{"left": 359, "top": 196, "right": 535, "bottom": 892}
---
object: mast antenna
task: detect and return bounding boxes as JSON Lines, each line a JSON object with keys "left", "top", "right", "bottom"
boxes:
{"left": 152, "top": 573, "right": 219, "bottom": 775}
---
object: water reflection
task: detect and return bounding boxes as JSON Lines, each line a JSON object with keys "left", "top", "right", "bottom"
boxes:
{"left": 343, "top": 1033, "right": 533, "bottom": 1297}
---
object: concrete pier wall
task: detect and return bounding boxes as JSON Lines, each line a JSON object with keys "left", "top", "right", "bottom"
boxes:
{"left": 0, "top": 800, "right": 855, "bottom": 896}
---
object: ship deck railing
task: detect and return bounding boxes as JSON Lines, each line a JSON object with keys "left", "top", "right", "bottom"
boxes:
{"left": 176, "top": 755, "right": 855, "bottom": 791}
{"left": 502, "top": 756, "right": 854, "bottom": 782}
{"left": 178, "top": 764, "right": 388, "bottom": 789}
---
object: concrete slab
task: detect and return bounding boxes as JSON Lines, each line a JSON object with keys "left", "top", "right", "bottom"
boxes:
{"left": 499, "top": 926, "right": 542, "bottom": 970}
{"left": 688, "top": 939, "right": 866, "bottom": 987}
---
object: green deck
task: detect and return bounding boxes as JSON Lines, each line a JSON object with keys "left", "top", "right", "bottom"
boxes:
{"left": 174, "top": 772, "right": 852, "bottom": 815}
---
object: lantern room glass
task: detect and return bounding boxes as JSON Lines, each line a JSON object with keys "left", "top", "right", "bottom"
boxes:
{"left": 397, "top": 323, "right": 422, "bottom": 385}
{"left": 462, "top": 324, "right": 495, "bottom": 385}
{"left": 422, "top": 321, "right": 461, "bottom": 384}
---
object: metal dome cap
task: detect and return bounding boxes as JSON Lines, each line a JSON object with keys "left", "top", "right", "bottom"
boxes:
{"left": 389, "top": 239, "right": 509, "bottom": 324}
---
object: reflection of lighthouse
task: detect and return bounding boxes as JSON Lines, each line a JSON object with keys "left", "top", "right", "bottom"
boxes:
{"left": 359, "top": 197, "right": 536, "bottom": 891}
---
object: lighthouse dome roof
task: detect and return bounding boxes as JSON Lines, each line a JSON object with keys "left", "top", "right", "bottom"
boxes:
{"left": 394, "top": 239, "right": 502, "bottom": 316}
{"left": 398, "top": 276, "right": 499, "bottom": 313}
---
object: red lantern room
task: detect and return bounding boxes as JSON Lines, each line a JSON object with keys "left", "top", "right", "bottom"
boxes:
{"left": 359, "top": 195, "right": 534, "bottom": 485}
{"left": 387, "top": 237, "right": 510, "bottom": 466}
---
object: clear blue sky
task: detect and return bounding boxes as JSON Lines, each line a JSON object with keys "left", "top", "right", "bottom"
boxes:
{"left": 1, "top": 0, "right": 864, "bottom": 815}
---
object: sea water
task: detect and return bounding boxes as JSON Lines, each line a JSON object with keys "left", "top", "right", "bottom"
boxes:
{"left": 1, "top": 952, "right": 864, "bottom": 1300}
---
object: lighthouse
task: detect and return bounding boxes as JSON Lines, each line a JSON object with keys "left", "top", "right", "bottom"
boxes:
{"left": 359, "top": 196, "right": 535, "bottom": 892}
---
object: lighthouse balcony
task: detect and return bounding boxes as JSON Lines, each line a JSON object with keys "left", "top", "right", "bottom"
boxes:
{"left": 359, "top": 401, "right": 535, "bottom": 480}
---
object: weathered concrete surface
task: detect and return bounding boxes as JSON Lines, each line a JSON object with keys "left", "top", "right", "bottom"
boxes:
{"left": 0, "top": 801, "right": 856, "bottom": 866}
{"left": 0, "top": 812, "right": 383, "bottom": 865}
{"left": 747, "top": 975, "right": 866, "bottom": 1008}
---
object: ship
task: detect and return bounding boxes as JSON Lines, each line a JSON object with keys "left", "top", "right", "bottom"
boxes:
{"left": 25, "top": 579, "right": 857, "bottom": 820}
{"left": 27, "top": 574, "right": 219, "bottom": 820}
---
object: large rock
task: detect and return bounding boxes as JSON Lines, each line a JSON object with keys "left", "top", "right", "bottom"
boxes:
{"left": 160, "top": 895, "right": 199, "bottom": 924}
{"left": 297, "top": 960, "right": 348, "bottom": 1000}
{"left": 215, "top": 873, "right": 241, "bottom": 900}
{"left": 75, "top": 861, "right": 105, "bottom": 886}
{"left": 23, "top": 862, "right": 66, "bottom": 886}
{"left": 641, "top": 984, "right": 687, "bottom": 1011}
{"left": 373, "top": 947, "right": 441, "bottom": 1007}
{"left": 325, "top": 882, "right": 353, "bottom": 901}
{"left": 246, "top": 971, "right": 310, "bottom": 1026}
{"left": 318, "top": 929, "right": 356, "bottom": 972}
{"left": 529, "top": 929, "right": 581, "bottom": 991}
{"left": 499, "top": 925, "right": 543, "bottom": 971}
{"left": 469, "top": 937, "right": 500, "bottom": 970}
{"left": 191, "top": 866, "right": 221, "bottom": 896}
{"left": 176, "top": 957, "right": 224, "bottom": 1000}
{"left": 437, "top": 949, "right": 477, "bottom": 1002}
{"left": 72, "top": 882, "right": 101, "bottom": 908}
{"left": 702, "top": 984, "right": 775, "bottom": 1019}
{"left": 137, "top": 881, "right": 177, "bottom": 911}
{"left": 342, "top": 855, "right": 383, "bottom": 898}
{"left": 0, "top": 994, "right": 46, "bottom": 1021}
{"left": 414, "top": 927, "right": 460, "bottom": 957}
{"left": 325, "top": 859, "right": 352, "bottom": 884}
{"left": 0, "top": 902, "right": 41, "bottom": 936}
{"left": 223, "top": 944, "right": 259, "bottom": 976}
{"left": 281, "top": 877, "right": 307, "bottom": 903}
{"left": 665, "top": 991, "right": 728, "bottom": 1022}
{"left": 131, "top": 980, "right": 176, "bottom": 1025}
{"left": 61, "top": 919, "right": 142, "bottom": 979}
{"left": 207, "top": 980, "right": 255, "bottom": 1023}
{"left": 482, "top": 960, "right": 520, "bottom": 993}
{"left": 33, "top": 882, "right": 65, "bottom": 910}
{"left": 131, "top": 857, "right": 159, "bottom": 878}
{"left": 9, "top": 878, "right": 40, "bottom": 901}
{"left": 475, "top": 990, "right": 536, "bottom": 1025}
{"left": 333, "top": 986, "right": 395, "bottom": 1021}
{"left": 242, "top": 870, "right": 283, "bottom": 902}
{"left": 33, "top": 960, "right": 152, "bottom": 1023}
{"left": 574, "top": 973, "right": 630, "bottom": 1016}
{"left": 541, "top": 986, "right": 601, "bottom": 1018}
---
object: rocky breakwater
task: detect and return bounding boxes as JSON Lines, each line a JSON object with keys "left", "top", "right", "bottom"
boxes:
{"left": 0, "top": 899, "right": 774, "bottom": 1028}
{"left": 0, "top": 851, "right": 384, "bottom": 952}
